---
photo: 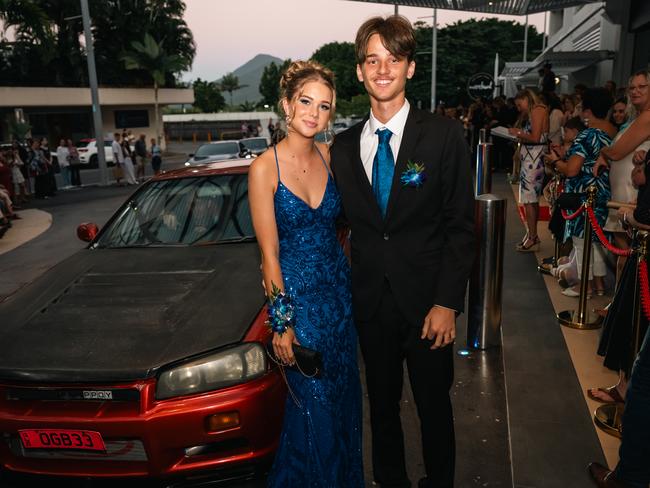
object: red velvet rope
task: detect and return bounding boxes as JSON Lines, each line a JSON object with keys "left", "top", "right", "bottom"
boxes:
{"left": 639, "top": 258, "right": 650, "bottom": 322}
{"left": 586, "top": 206, "right": 633, "bottom": 257}
{"left": 561, "top": 205, "right": 584, "bottom": 221}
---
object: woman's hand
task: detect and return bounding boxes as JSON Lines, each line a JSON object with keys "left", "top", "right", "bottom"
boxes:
{"left": 593, "top": 155, "right": 609, "bottom": 177}
{"left": 633, "top": 150, "right": 647, "bottom": 165}
{"left": 632, "top": 164, "right": 646, "bottom": 188}
{"left": 508, "top": 127, "right": 520, "bottom": 137}
{"left": 272, "top": 328, "right": 299, "bottom": 365}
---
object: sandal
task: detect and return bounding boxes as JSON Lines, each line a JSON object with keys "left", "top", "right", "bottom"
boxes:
{"left": 516, "top": 236, "right": 540, "bottom": 252}
{"left": 587, "top": 385, "right": 625, "bottom": 404}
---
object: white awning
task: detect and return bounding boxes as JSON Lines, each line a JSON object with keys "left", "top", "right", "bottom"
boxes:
{"left": 344, "top": 0, "right": 601, "bottom": 16}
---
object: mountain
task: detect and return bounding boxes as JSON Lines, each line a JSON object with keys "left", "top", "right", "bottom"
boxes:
{"left": 216, "top": 53, "right": 283, "bottom": 106}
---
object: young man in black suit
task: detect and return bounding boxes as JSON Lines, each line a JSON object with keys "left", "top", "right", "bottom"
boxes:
{"left": 330, "top": 16, "right": 475, "bottom": 488}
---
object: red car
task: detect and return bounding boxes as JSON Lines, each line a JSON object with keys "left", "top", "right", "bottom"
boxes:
{"left": 0, "top": 160, "right": 286, "bottom": 484}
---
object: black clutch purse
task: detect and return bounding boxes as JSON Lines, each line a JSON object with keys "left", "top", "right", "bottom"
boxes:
{"left": 266, "top": 341, "right": 323, "bottom": 379}
{"left": 556, "top": 192, "right": 583, "bottom": 211}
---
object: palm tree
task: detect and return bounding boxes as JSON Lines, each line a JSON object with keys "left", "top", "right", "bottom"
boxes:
{"left": 121, "top": 33, "right": 189, "bottom": 144}
{"left": 218, "top": 73, "right": 247, "bottom": 107}
{"left": 239, "top": 100, "right": 256, "bottom": 112}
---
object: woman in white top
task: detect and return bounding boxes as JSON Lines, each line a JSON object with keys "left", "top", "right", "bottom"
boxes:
{"left": 597, "top": 71, "right": 650, "bottom": 282}
{"left": 56, "top": 139, "right": 70, "bottom": 189}
{"left": 509, "top": 89, "right": 549, "bottom": 252}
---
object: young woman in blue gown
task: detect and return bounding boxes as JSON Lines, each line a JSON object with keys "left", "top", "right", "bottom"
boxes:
{"left": 248, "top": 60, "right": 364, "bottom": 487}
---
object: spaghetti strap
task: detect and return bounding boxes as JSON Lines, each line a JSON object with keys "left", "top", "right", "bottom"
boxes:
{"left": 273, "top": 145, "right": 281, "bottom": 182}
{"left": 314, "top": 145, "right": 332, "bottom": 177}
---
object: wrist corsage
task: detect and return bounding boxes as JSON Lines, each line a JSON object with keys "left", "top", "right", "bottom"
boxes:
{"left": 400, "top": 161, "right": 427, "bottom": 188}
{"left": 266, "top": 283, "right": 295, "bottom": 335}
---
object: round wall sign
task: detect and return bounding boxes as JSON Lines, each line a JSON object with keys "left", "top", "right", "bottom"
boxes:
{"left": 467, "top": 73, "right": 495, "bottom": 100}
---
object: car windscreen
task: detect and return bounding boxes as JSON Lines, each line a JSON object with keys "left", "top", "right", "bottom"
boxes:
{"left": 95, "top": 174, "right": 255, "bottom": 248}
{"left": 195, "top": 143, "right": 239, "bottom": 157}
{"left": 240, "top": 138, "right": 267, "bottom": 150}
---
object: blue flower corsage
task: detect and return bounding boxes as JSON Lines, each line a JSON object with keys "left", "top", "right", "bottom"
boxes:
{"left": 266, "top": 283, "right": 295, "bottom": 335}
{"left": 400, "top": 161, "right": 427, "bottom": 188}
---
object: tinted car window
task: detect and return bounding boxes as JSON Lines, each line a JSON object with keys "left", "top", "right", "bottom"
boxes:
{"left": 240, "top": 138, "right": 267, "bottom": 151}
{"left": 195, "top": 143, "right": 239, "bottom": 157}
{"left": 96, "top": 174, "right": 254, "bottom": 247}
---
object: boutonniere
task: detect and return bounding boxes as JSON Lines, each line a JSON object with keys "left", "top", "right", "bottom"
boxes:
{"left": 400, "top": 161, "right": 427, "bottom": 188}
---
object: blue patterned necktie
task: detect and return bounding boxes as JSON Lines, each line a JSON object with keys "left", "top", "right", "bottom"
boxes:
{"left": 372, "top": 128, "right": 395, "bottom": 218}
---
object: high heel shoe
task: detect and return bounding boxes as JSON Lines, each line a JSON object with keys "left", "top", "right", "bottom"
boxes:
{"left": 516, "top": 235, "right": 540, "bottom": 252}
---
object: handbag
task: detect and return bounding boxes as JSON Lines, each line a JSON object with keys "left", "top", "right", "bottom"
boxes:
{"left": 266, "top": 341, "right": 322, "bottom": 379}
{"left": 556, "top": 192, "right": 583, "bottom": 211}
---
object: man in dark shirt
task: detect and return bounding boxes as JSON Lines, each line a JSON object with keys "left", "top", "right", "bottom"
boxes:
{"left": 134, "top": 134, "right": 147, "bottom": 183}
{"left": 542, "top": 63, "right": 556, "bottom": 94}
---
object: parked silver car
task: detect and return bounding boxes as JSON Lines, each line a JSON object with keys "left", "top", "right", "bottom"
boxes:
{"left": 185, "top": 141, "right": 245, "bottom": 166}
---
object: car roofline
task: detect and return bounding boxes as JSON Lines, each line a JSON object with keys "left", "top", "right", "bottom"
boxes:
{"left": 153, "top": 159, "right": 252, "bottom": 179}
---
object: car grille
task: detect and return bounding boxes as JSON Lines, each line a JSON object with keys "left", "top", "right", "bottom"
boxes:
{"left": 5, "top": 387, "right": 140, "bottom": 403}
{"left": 8, "top": 436, "right": 148, "bottom": 461}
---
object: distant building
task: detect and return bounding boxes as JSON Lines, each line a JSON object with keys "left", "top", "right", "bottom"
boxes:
{"left": 0, "top": 86, "right": 194, "bottom": 148}
{"left": 501, "top": 0, "right": 650, "bottom": 93}
{"left": 164, "top": 112, "right": 279, "bottom": 143}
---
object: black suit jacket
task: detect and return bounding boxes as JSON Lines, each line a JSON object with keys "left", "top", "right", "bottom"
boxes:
{"left": 331, "top": 107, "right": 475, "bottom": 328}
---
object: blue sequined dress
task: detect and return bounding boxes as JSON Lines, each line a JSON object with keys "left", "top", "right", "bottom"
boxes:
{"left": 266, "top": 146, "right": 364, "bottom": 487}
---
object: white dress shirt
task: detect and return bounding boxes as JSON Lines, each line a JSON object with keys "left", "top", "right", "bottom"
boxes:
{"left": 359, "top": 99, "right": 410, "bottom": 183}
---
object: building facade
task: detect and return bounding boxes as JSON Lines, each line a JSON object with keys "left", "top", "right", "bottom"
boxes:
{"left": 0, "top": 87, "right": 194, "bottom": 149}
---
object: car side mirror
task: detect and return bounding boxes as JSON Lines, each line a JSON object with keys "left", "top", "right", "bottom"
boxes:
{"left": 77, "top": 222, "right": 99, "bottom": 242}
{"left": 188, "top": 153, "right": 194, "bottom": 158}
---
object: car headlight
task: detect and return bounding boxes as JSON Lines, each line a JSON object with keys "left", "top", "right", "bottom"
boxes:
{"left": 156, "top": 343, "right": 267, "bottom": 400}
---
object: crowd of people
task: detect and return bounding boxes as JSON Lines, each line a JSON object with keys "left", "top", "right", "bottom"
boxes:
{"left": 0, "top": 129, "right": 164, "bottom": 241}
{"left": 112, "top": 130, "right": 163, "bottom": 186}
{"left": 494, "top": 69, "right": 650, "bottom": 488}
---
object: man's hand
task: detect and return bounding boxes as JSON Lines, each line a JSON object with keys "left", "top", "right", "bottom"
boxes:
{"left": 421, "top": 306, "right": 456, "bottom": 350}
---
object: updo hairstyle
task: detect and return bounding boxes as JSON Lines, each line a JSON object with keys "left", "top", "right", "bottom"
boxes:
{"left": 279, "top": 60, "right": 336, "bottom": 122}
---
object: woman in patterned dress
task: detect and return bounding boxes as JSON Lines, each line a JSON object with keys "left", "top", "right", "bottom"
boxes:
{"left": 551, "top": 87, "right": 616, "bottom": 297}
{"left": 509, "top": 89, "right": 549, "bottom": 252}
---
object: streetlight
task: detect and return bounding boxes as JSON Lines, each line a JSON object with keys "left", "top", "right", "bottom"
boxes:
{"left": 79, "top": 0, "right": 108, "bottom": 185}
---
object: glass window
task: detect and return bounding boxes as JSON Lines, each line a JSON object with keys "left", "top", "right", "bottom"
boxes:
{"left": 195, "top": 143, "right": 240, "bottom": 157}
{"left": 96, "top": 174, "right": 254, "bottom": 248}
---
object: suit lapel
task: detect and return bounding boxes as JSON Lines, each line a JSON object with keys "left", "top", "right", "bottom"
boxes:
{"left": 348, "top": 116, "right": 382, "bottom": 219}
{"left": 385, "top": 108, "right": 423, "bottom": 222}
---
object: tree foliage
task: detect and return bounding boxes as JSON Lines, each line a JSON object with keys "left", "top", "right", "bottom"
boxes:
{"left": 259, "top": 59, "right": 292, "bottom": 109}
{"left": 192, "top": 78, "right": 225, "bottom": 112}
{"left": 0, "top": 0, "right": 195, "bottom": 87}
{"left": 408, "top": 18, "right": 543, "bottom": 108}
{"left": 310, "top": 42, "right": 363, "bottom": 102}
{"left": 218, "top": 73, "right": 247, "bottom": 107}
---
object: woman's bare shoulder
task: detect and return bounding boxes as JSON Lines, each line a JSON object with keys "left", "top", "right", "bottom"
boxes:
{"left": 249, "top": 148, "right": 278, "bottom": 182}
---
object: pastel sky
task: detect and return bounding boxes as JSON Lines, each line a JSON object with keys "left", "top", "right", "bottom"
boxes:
{"left": 183, "top": 0, "right": 545, "bottom": 81}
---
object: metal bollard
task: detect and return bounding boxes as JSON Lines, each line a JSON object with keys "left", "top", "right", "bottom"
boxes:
{"left": 467, "top": 194, "right": 507, "bottom": 349}
{"left": 475, "top": 140, "right": 493, "bottom": 196}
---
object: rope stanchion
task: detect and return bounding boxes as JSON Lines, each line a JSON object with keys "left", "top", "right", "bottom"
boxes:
{"left": 639, "top": 257, "right": 650, "bottom": 322}
{"left": 595, "top": 231, "right": 648, "bottom": 438}
{"left": 561, "top": 205, "right": 584, "bottom": 221}
{"left": 586, "top": 206, "right": 633, "bottom": 257}
{"left": 557, "top": 186, "right": 603, "bottom": 330}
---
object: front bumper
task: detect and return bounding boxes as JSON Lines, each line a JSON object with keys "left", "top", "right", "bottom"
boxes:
{"left": 0, "top": 370, "right": 285, "bottom": 479}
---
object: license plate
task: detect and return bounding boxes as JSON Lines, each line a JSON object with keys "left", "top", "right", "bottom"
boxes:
{"left": 19, "top": 429, "right": 106, "bottom": 451}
